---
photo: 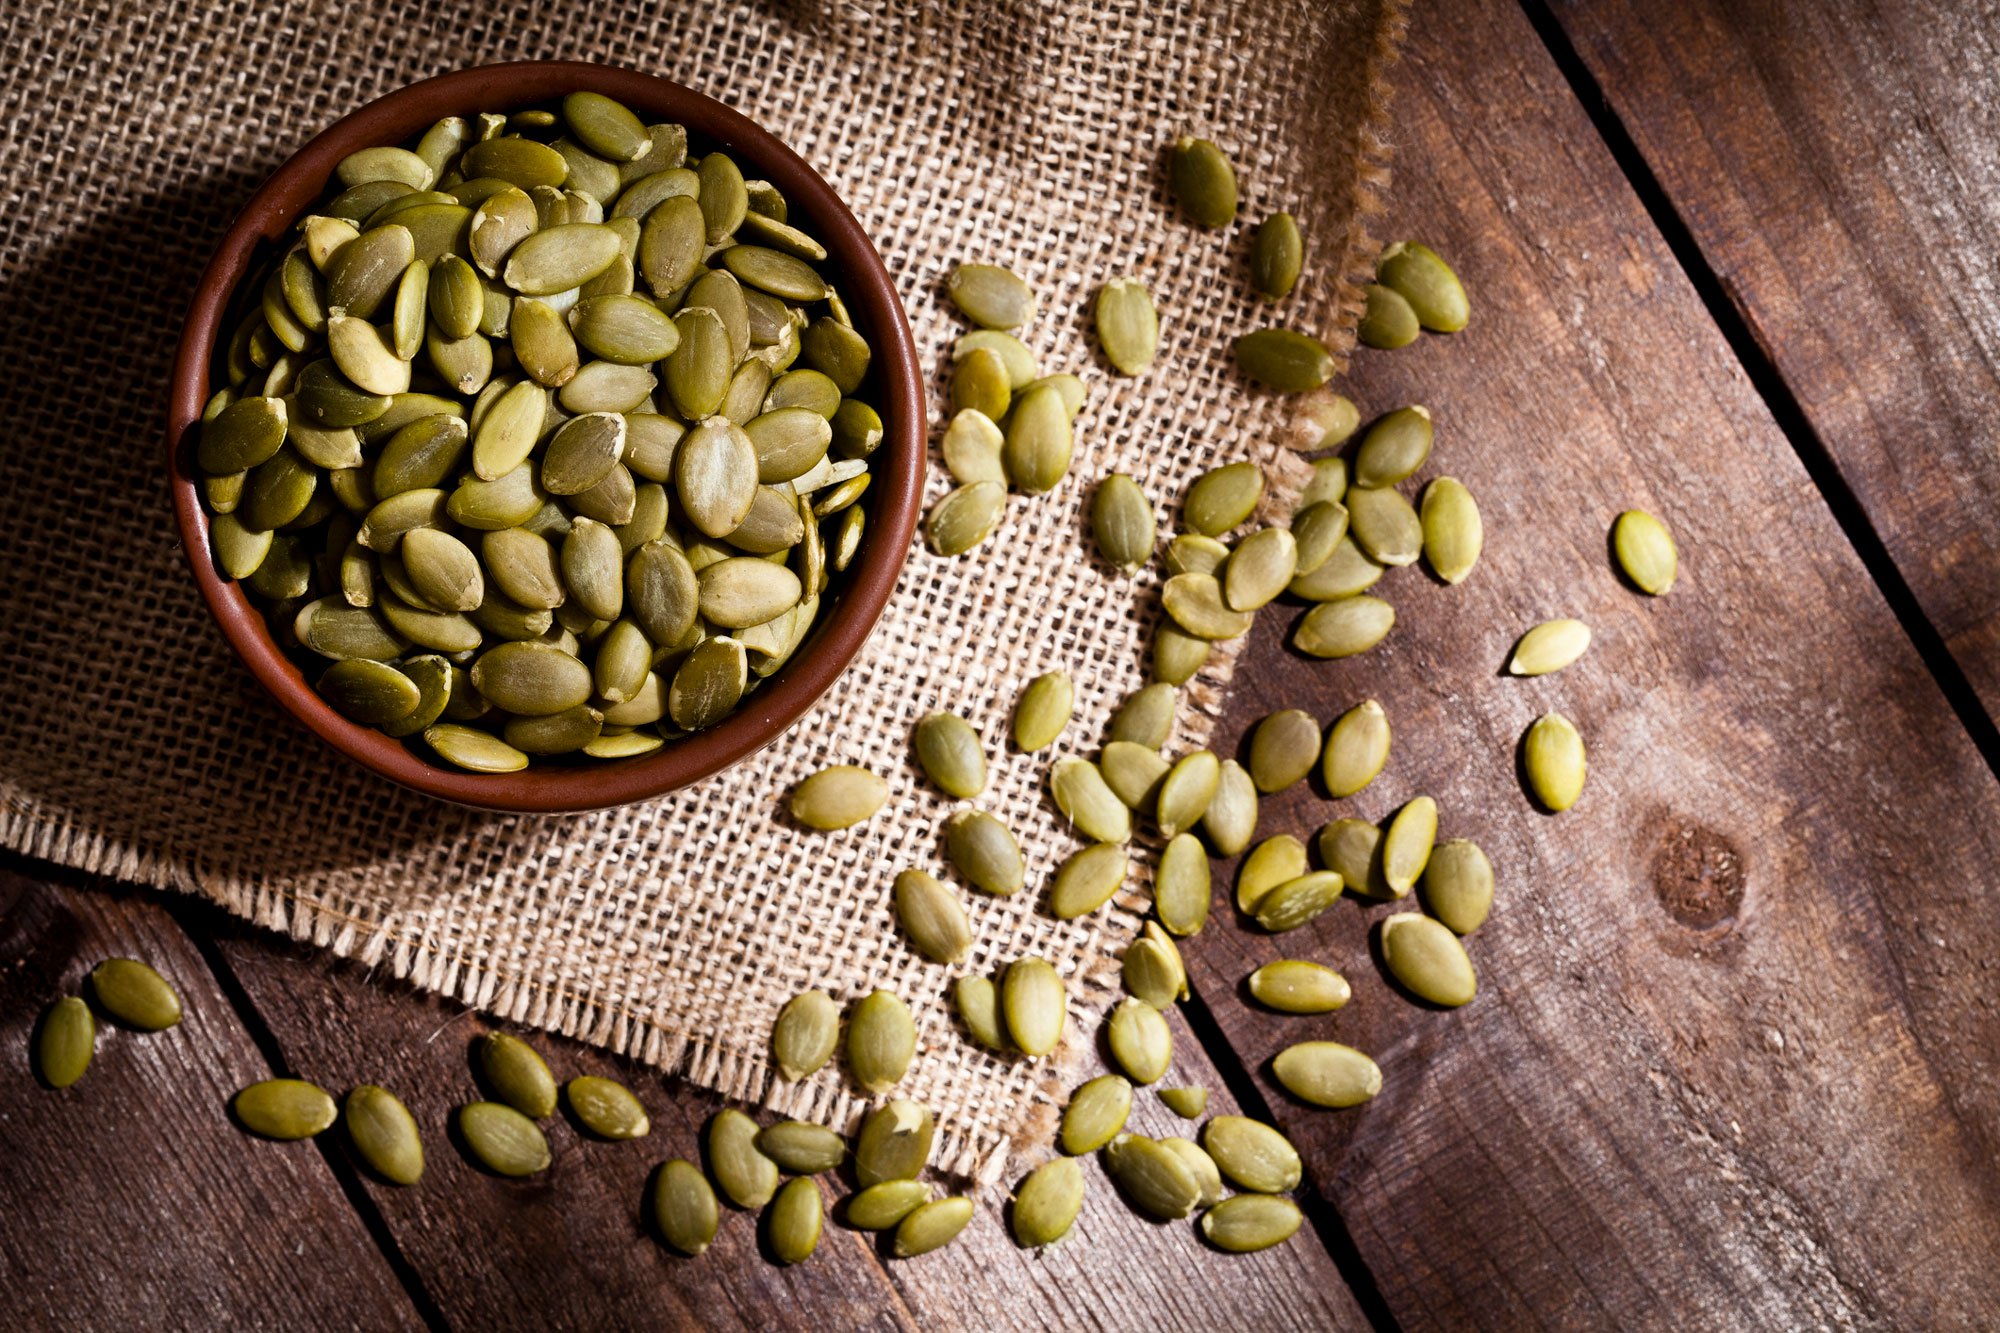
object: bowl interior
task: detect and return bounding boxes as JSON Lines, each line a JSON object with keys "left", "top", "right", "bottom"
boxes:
{"left": 168, "top": 62, "right": 923, "bottom": 814}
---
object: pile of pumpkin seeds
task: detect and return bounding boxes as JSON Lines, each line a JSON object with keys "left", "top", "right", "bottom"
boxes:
{"left": 195, "top": 91, "right": 884, "bottom": 772}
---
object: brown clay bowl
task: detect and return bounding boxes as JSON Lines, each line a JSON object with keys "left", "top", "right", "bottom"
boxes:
{"left": 166, "top": 62, "right": 923, "bottom": 814}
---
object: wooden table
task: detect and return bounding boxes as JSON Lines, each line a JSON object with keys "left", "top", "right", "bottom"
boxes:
{"left": 7, "top": 1, "right": 1998, "bottom": 1326}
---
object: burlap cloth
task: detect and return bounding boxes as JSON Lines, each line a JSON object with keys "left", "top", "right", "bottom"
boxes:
{"left": 0, "top": 0, "right": 1402, "bottom": 1182}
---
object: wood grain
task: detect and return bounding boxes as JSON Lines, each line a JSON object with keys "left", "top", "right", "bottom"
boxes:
{"left": 0, "top": 864, "right": 422, "bottom": 1331}
{"left": 1172, "top": 0, "right": 2000, "bottom": 1325}
{"left": 1544, "top": 0, "right": 2000, "bottom": 717}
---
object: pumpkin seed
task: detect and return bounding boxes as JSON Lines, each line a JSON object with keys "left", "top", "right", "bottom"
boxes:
{"left": 1011, "top": 1157, "right": 1085, "bottom": 1247}
{"left": 1614, "top": 508, "right": 1678, "bottom": 594}
{"left": 737, "top": 210, "right": 826, "bottom": 262}
{"left": 1248, "top": 709, "right": 1320, "bottom": 793}
{"left": 1101, "top": 741, "right": 1171, "bottom": 812}
{"left": 425, "top": 723, "right": 528, "bottom": 771}
{"left": 1202, "top": 759, "right": 1259, "bottom": 857}
{"left": 1160, "top": 1087, "right": 1207, "bottom": 1120}
{"left": 1524, "top": 711, "right": 1587, "bottom": 811}
{"left": 790, "top": 764, "right": 888, "bottom": 830}
{"left": 1061, "top": 1074, "right": 1133, "bottom": 1155}
{"left": 1423, "top": 838, "right": 1495, "bottom": 935}
{"left": 1108, "top": 682, "right": 1176, "bottom": 749}
{"left": 1224, "top": 526, "right": 1298, "bottom": 611}
{"left": 1295, "top": 595, "right": 1395, "bottom": 658}
{"left": 1249, "top": 212, "right": 1303, "bottom": 300}
{"left": 628, "top": 540, "right": 700, "bottom": 646}
{"left": 344, "top": 1085, "right": 423, "bottom": 1185}
{"left": 696, "top": 152, "right": 749, "bottom": 242}
{"left": 1291, "top": 533, "right": 1384, "bottom": 600}
{"left": 1274, "top": 1042, "right": 1382, "bottom": 1113}
{"left": 567, "top": 293, "right": 679, "bottom": 364}
{"left": 1509, "top": 618, "right": 1592, "bottom": 676}
{"left": 1154, "top": 832, "right": 1211, "bottom": 936}
{"left": 1320, "top": 699, "right": 1389, "bottom": 797}
{"left": 1170, "top": 137, "right": 1237, "bottom": 228}
{"left": 503, "top": 704, "right": 603, "bottom": 757}
{"left": 327, "top": 314, "right": 412, "bottom": 395}
{"left": 198, "top": 396, "right": 287, "bottom": 473}
{"left": 296, "top": 598, "right": 408, "bottom": 660}
{"left": 1104, "top": 1133, "right": 1202, "bottom": 1220}
{"left": 954, "top": 329, "right": 1037, "bottom": 388}
{"left": 1001, "top": 957, "right": 1066, "bottom": 1057}
{"left": 503, "top": 222, "right": 623, "bottom": 297}
{"left": 1049, "top": 758, "right": 1132, "bottom": 844}
{"left": 211, "top": 513, "right": 274, "bottom": 580}
{"left": 1048, "top": 842, "right": 1128, "bottom": 919}
{"left": 1169, "top": 535, "right": 1230, "bottom": 580}
{"left": 1155, "top": 750, "right": 1220, "bottom": 839}
{"left": 673, "top": 416, "right": 758, "bottom": 536}
{"left": 708, "top": 1109, "right": 779, "bottom": 1209}
{"left": 1152, "top": 624, "right": 1211, "bottom": 685}
{"left": 1122, "top": 922, "right": 1188, "bottom": 1007}
{"left": 800, "top": 317, "right": 871, "bottom": 394}
{"left": 464, "top": 137, "right": 568, "bottom": 191}
{"left": 1347, "top": 486, "right": 1422, "bottom": 566}
{"left": 327, "top": 223, "right": 416, "bottom": 318}
{"left": 746, "top": 407, "right": 833, "bottom": 482}
{"left": 852, "top": 1099, "right": 934, "bottom": 1187}
{"left": 652, "top": 1159, "right": 719, "bottom": 1255}
{"left": 947, "top": 263, "right": 1035, "bottom": 330}
{"left": 848, "top": 990, "right": 916, "bottom": 1094}
{"left": 1319, "top": 817, "right": 1396, "bottom": 899}
{"left": 667, "top": 635, "right": 746, "bottom": 728}
{"left": 1249, "top": 960, "right": 1351, "bottom": 1014}
{"left": 1162, "top": 573, "right": 1254, "bottom": 640}
{"left": 1382, "top": 796, "right": 1438, "bottom": 896}
{"left": 1254, "top": 871, "right": 1345, "bottom": 933}
{"left": 697, "top": 556, "right": 800, "bottom": 627}
{"left": 1235, "top": 328, "right": 1333, "bottom": 392}
{"left": 1092, "top": 473, "right": 1156, "bottom": 572}
{"left": 471, "top": 639, "right": 591, "bottom": 715}
{"left": 1237, "top": 834, "right": 1309, "bottom": 914}
{"left": 478, "top": 1031, "right": 558, "bottom": 1118}
{"left": 1203, "top": 1116, "right": 1300, "bottom": 1193}
{"left": 558, "top": 91, "right": 648, "bottom": 163}
{"left": 1420, "top": 476, "right": 1482, "bottom": 583}
{"left": 953, "top": 975, "right": 1011, "bottom": 1052}
{"left": 34, "top": 997, "right": 93, "bottom": 1088}
{"left": 88, "top": 959, "right": 181, "bottom": 1031}
{"left": 1094, "top": 277, "right": 1158, "bottom": 375}
{"left": 1203, "top": 1194, "right": 1305, "bottom": 1253}
{"left": 380, "top": 651, "right": 453, "bottom": 737}
{"left": 395, "top": 527, "right": 482, "bottom": 612}
{"left": 1378, "top": 241, "right": 1469, "bottom": 332}
{"left": 319, "top": 658, "right": 422, "bottom": 725}
{"left": 582, "top": 730, "right": 662, "bottom": 759}
{"left": 1382, "top": 911, "right": 1478, "bottom": 1006}
{"left": 567, "top": 1075, "right": 649, "bottom": 1140}
{"left": 894, "top": 870, "right": 973, "bottom": 964}
{"left": 638, "top": 195, "right": 705, "bottom": 296}
{"left": 927, "top": 481, "right": 1007, "bottom": 556}
{"left": 427, "top": 253, "right": 485, "bottom": 340}
{"left": 1002, "top": 384, "right": 1072, "bottom": 493}
{"left": 846, "top": 1180, "right": 932, "bottom": 1231}
{"left": 372, "top": 413, "right": 468, "bottom": 496}
{"left": 893, "top": 1196, "right": 973, "bottom": 1259}
{"left": 1013, "top": 671, "right": 1073, "bottom": 752}
{"left": 1301, "top": 395, "right": 1360, "bottom": 451}
{"left": 1184, "top": 461, "right": 1264, "bottom": 536}
{"left": 666, "top": 308, "right": 732, "bottom": 420}
{"left": 1160, "top": 1137, "right": 1225, "bottom": 1207}
{"left": 1108, "top": 997, "right": 1172, "bottom": 1085}
{"left": 239, "top": 446, "right": 319, "bottom": 531}
{"left": 1358, "top": 282, "right": 1421, "bottom": 349}
{"left": 234, "top": 1079, "right": 338, "bottom": 1140}
{"left": 767, "top": 1177, "right": 823, "bottom": 1265}
{"left": 756, "top": 1121, "right": 848, "bottom": 1175}
{"left": 945, "top": 808, "right": 1025, "bottom": 895}
{"left": 771, "top": 989, "right": 840, "bottom": 1081}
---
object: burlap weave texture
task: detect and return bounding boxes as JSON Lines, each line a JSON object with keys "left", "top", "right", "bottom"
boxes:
{"left": 0, "top": 0, "right": 1401, "bottom": 1180}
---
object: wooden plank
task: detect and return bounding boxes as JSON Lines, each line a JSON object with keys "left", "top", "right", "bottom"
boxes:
{"left": 0, "top": 862, "right": 423, "bottom": 1330}
{"left": 200, "top": 903, "right": 1373, "bottom": 1330}
{"left": 1171, "top": 0, "right": 2000, "bottom": 1326}
{"left": 1543, "top": 0, "right": 2000, "bottom": 717}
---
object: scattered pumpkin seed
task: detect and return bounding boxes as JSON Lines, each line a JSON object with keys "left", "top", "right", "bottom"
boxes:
{"left": 1092, "top": 474, "right": 1157, "bottom": 573}
{"left": 1509, "top": 618, "right": 1592, "bottom": 676}
{"left": 1184, "top": 461, "right": 1265, "bottom": 537}
{"left": 1273, "top": 1040, "right": 1383, "bottom": 1110}
{"left": 1235, "top": 328, "right": 1334, "bottom": 392}
{"left": 927, "top": 480, "right": 1006, "bottom": 556}
{"left": 33, "top": 997, "right": 93, "bottom": 1089}
{"left": 1249, "top": 960, "right": 1351, "bottom": 1014}
{"left": 1104, "top": 1133, "right": 1202, "bottom": 1220}
{"left": 756, "top": 1121, "right": 848, "bottom": 1175}
{"left": 1377, "top": 241, "right": 1469, "bottom": 332}
{"left": 1154, "top": 833, "right": 1212, "bottom": 936}
{"left": 1170, "top": 137, "right": 1237, "bottom": 229}
{"left": 1319, "top": 817, "right": 1396, "bottom": 900}
{"left": 1050, "top": 758, "right": 1133, "bottom": 844}
{"left": 790, "top": 765, "right": 889, "bottom": 830}
{"left": 846, "top": 1180, "right": 932, "bottom": 1231}
{"left": 771, "top": 989, "right": 840, "bottom": 1081}
{"left": 1250, "top": 212, "right": 1304, "bottom": 300}
{"left": 567, "top": 1075, "right": 649, "bottom": 1140}
{"left": 1382, "top": 911, "right": 1478, "bottom": 1006}
{"left": 854, "top": 1098, "right": 935, "bottom": 1187}
{"left": 893, "top": 1196, "right": 974, "bottom": 1258}
{"left": 1048, "top": 843, "right": 1129, "bottom": 920}
{"left": 1101, "top": 741, "right": 1171, "bottom": 812}
{"left": 89, "top": 959, "right": 181, "bottom": 1031}
{"left": 1353, "top": 406, "right": 1433, "bottom": 488}
{"left": 234, "top": 1079, "right": 338, "bottom": 1141}
{"left": 1002, "top": 384, "right": 1073, "bottom": 494}
{"left": 1155, "top": 750, "right": 1220, "bottom": 839}
{"left": 1001, "top": 957, "right": 1066, "bottom": 1058}
{"left": 1061, "top": 1074, "right": 1134, "bottom": 1155}
{"left": 1108, "top": 997, "right": 1173, "bottom": 1085}
{"left": 652, "top": 1159, "right": 719, "bottom": 1255}
{"left": 1420, "top": 476, "right": 1483, "bottom": 583}
{"left": 1152, "top": 624, "right": 1212, "bottom": 686}
{"left": 708, "top": 1109, "right": 780, "bottom": 1208}
{"left": 1095, "top": 277, "right": 1159, "bottom": 375}
{"left": 1011, "top": 1157, "right": 1085, "bottom": 1247}
{"left": 1237, "top": 834, "right": 1310, "bottom": 915}
{"left": 1254, "top": 871, "right": 1346, "bottom": 933}
{"left": 1614, "top": 508, "right": 1678, "bottom": 594}
{"left": 947, "top": 263, "right": 1035, "bottom": 330}
{"left": 1203, "top": 1194, "right": 1305, "bottom": 1253}
{"left": 1290, "top": 533, "right": 1384, "bottom": 601}
{"left": 1160, "top": 1087, "right": 1207, "bottom": 1119}
{"left": 345, "top": 1085, "right": 423, "bottom": 1185}
{"left": 1382, "top": 796, "right": 1438, "bottom": 896}
{"left": 1201, "top": 759, "right": 1259, "bottom": 857}
{"left": 1524, "top": 711, "right": 1587, "bottom": 811}
{"left": 1358, "top": 282, "right": 1420, "bottom": 349}
{"left": 945, "top": 808, "right": 1025, "bottom": 895}
{"left": 941, "top": 409, "right": 1007, "bottom": 485}
{"left": 951, "top": 345, "right": 1013, "bottom": 420}
{"left": 478, "top": 1031, "right": 558, "bottom": 1118}
{"left": 894, "top": 870, "right": 974, "bottom": 964}
{"left": 1224, "top": 527, "right": 1299, "bottom": 611}
{"left": 847, "top": 990, "right": 916, "bottom": 1094}
{"left": 1295, "top": 595, "right": 1395, "bottom": 658}
{"left": 1423, "top": 838, "right": 1495, "bottom": 935}
{"left": 1249, "top": 709, "right": 1321, "bottom": 793}
{"left": 1013, "top": 671, "right": 1074, "bottom": 752}
{"left": 1163, "top": 573, "right": 1254, "bottom": 640}
{"left": 768, "top": 1177, "right": 823, "bottom": 1264}
{"left": 1203, "top": 1116, "right": 1301, "bottom": 1194}
{"left": 953, "top": 975, "right": 1011, "bottom": 1053}
{"left": 1122, "top": 922, "right": 1188, "bottom": 1008}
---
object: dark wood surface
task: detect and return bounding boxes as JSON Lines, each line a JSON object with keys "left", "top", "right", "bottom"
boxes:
{"left": 7, "top": 0, "right": 2000, "bottom": 1328}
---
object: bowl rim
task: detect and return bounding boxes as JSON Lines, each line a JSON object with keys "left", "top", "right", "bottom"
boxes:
{"left": 166, "top": 60, "right": 924, "bottom": 815}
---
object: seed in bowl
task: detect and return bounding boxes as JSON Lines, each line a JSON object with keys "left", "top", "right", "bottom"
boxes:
{"left": 194, "top": 93, "right": 885, "bottom": 771}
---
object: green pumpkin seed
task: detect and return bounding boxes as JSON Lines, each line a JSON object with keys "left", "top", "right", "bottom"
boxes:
{"left": 1160, "top": 1136, "right": 1225, "bottom": 1207}
{"left": 768, "top": 1178, "right": 823, "bottom": 1264}
{"left": 1203, "top": 1194, "right": 1305, "bottom": 1253}
{"left": 198, "top": 395, "right": 287, "bottom": 473}
{"left": 736, "top": 209, "right": 826, "bottom": 262}
{"left": 458, "top": 1100, "right": 552, "bottom": 1177}
{"left": 319, "top": 658, "right": 422, "bottom": 725}
{"left": 1122, "top": 922, "right": 1188, "bottom": 1007}
{"left": 1382, "top": 911, "right": 1478, "bottom": 1006}
{"left": 1160, "top": 1087, "right": 1207, "bottom": 1119}
{"left": 566, "top": 1075, "right": 649, "bottom": 1140}
{"left": 1249, "top": 960, "right": 1351, "bottom": 1014}
{"left": 846, "top": 1180, "right": 932, "bottom": 1231}
{"left": 296, "top": 598, "right": 408, "bottom": 661}
{"left": 1091, "top": 473, "right": 1156, "bottom": 573}
{"left": 1358, "top": 282, "right": 1421, "bottom": 349}
{"left": 756, "top": 1121, "right": 848, "bottom": 1175}
{"left": 800, "top": 317, "right": 871, "bottom": 394}
{"left": 1155, "top": 750, "right": 1220, "bottom": 839}
{"left": 947, "top": 263, "right": 1035, "bottom": 330}
{"left": 1201, "top": 759, "right": 1258, "bottom": 857}
{"left": 790, "top": 764, "right": 889, "bottom": 830}
{"left": 425, "top": 723, "right": 529, "bottom": 772}
{"left": 1094, "top": 277, "right": 1158, "bottom": 375}
{"left": 828, "top": 398, "right": 882, "bottom": 459}
{"left": 1002, "top": 384, "right": 1072, "bottom": 494}
{"left": 561, "top": 361, "right": 658, "bottom": 416}
{"left": 372, "top": 413, "right": 468, "bottom": 496}
{"left": 559, "top": 91, "right": 647, "bottom": 162}
{"left": 567, "top": 293, "right": 679, "bottom": 365}
{"left": 771, "top": 989, "right": 840, "bottom": 1081}
{"left": 1152, "top": 833, "right": 1211, "bottom": 936}
{"left": 344, "top": 1084, "right": 423, "bottom": 1185}
{"left": 464, "top": 137, "right": 568, "bottom": 191}
{"left": 239, "top": 446, "right": 320, "bottom": 532}
{"left": 1249, "top": 212, "right": 1303, "bottom": 300}
{"left": 624, "top": 414, "right": 685, "bottom": 483}
{"left": 1012, "top": 671, "right": 1073, "bottom": 751}
{"left": 1378, "top": 241, "right": 1469, "bottom": 332}
{"left": 478, "top": 1031, "right": 558, "bottom": 1118}
{"left": 510, "top": 297, "right": 580, "bottom": 387}
{"left": 1295, "top": 595, "right": 1394, "bottom": 658}
{"left": 1353, "top": 405, "right": 1433, "bottom": 489}
{"left": 892, "top": 1197, "right": 973, "bottom": 1259}
{"left": 1108, "top": 683, "right": 1176, "bottom": 749}
{"left": 1347, "top": 486, "right": 1421, "bottom": 566}
{"left": 716, "top": 243, "right": 826, "bottom": 303}
{"left": 696, "top": 557, "right": 800, "bottom": 628}
{"left": 1048, "top": 842, "right": 1128, "bottom": 919}
{"left": 1509, "top": 618, "right": 1592, "bottom": 676}
{"left": 847, "top": 990, "right": 915, "bottom": 1094}
{"left": 298, "top": 360, "right": 392, "bottom": 429}
{"left": 1011, "top": 1157, "right": 1085, "bottom": 1247}
{"left": 1301, "top": 395, "right": 1360, "bottom": 451}
{"left": 1104, "top": 1133, "right": 1202, "bottom": 1220}
{"left": 745, "top": 407, "right": 833, "bottom": 482}
{"left": 327, "top": 223, "right": 416, "bottom": 319}
{"left": 203, "top": 469, "right": 246, "bottom": 516}
{"left": 88, "top": 958, "right": 181, "bottom": 1031}
{"left": 211, "top": 513, "right": 274, "bottom": 580}
{"left": 1224, "top": 526, "right": 1298, "bottom": 611}
{"left": 34, "top": 997, "right": 93, "bottom": 1088}
{"left": 628, "top": 540, "right": 699, "bottom": 646}
{"left": 1319, "top": 817, "right": 1395, "bottom": 899}
{"left": 695, "top": 152, "right": 748, "bottom": 242}
{"left": 1001, "top": 957, "right": 1066, "bottom": 1058}
{"left": 766, "top": 368, "right": 843, "bottom": 419}
{"left": 428, "top": 254, "right": 485, "bottom": 340}
{"left": 234, "top": 1079, "right": 338, "bottom": 1140}
{"left": 1162, "top": 573, "right": 1254, "bottom": 640}
{"left": 638, "top": 194, "right": 705, "bottom": 296}
{"left": 1524, "top": 711, "right": 1587, "bottom": 811}
{"left": 471, "top": 639, "right": 591, "bottom": 715}
{"left": 1382, "top": 796, "right": 1438, "bottom": 896}
{"left": 1249, "top": 709, "right": 1320, "bottom": 794}
{"left": 1273, "top": 1042, "right": 1381, "bottom": 1107}
{"left": 675, "top": 416, "right": 759, "bottom": 537}
{"left": 893, "top": 870, "right": 973, "bottom": 964}
{"left": 395, "top": 527, "right": 482, "bottom": 612}
{"left": 913, "top": 712, "right": 985, "bottom": 798}
{"left": 327, "top": 313, "right": 411, "bottom": 396}
{"left": 953, "top": 975, "right": 1010, "bottom": 1052}
{"left": 708, "top": 1109, "right": 779, "bottom": 1208}
{"left": 1107, "top": 997, "right": 1172, "bottom": 1085}
{"left": 1423, "top": 838, "right": 1495, "bottom": 934}
{"left": 945, "top": 808, "right": 1025, "bottom": 895}
{"left": 1202, "top": 1115, "right": 1300, "bottom": 1193}
{"left": 664, "top": 307, "right": 731, "bottom": 419}
{"left": 1184, "top": 461, "right": 1264, "bottom": 536}
{"left": 1291, "top": 532, "right": 1385, "bottom": 601}
{"left": 1060, "top": 1074, "right": 1133, "bottom": 1155}
{"left": 1322, "top": 699, "right": 1391, "bottom": 797}
{"left": 1049, "top": 758, "right": 1132, "bottom": 844}
{"left": 390, "top": 259, "right": 429, "bottom": 359}
{"left": 1237, "top": 834, "right": 1309, "bottom": 914}
{"left": 927, "top": 481, "right": 1007, "bottom": 556}
{"left": 1152, "top": 624, "right": 1212, "bottom": 685}
{"left": 1614, "top": 508, "right": 1678, "bottom": 594}
{"left": 467, "top": 379, "right": 545, "bottom": 480}
{"left": 669, "top": 636, "right": 749, "bottom": 730}
{"left": 555, "top": 517, "right": 622, "bottom": 621}
{"left": 652, "top": 1159, "right": 719, "bottom": 1255}
{"left": 1170, "top": 137, "right": 1237, "bottom": 228}
{"left": 502, "top": 704, "right": 604, "bottom": 757}
{"left": 831, "top": 505, "right": 865, "bottom": 572}
{"left": 1101, "top": 741, "right": 1170, "bottom": 812}
{"left": 303, "top": 214, "right": 361, "bottom": 269}
{"left": 1254, "top": 871, "right": 1345, "bottom": 933}
{"left": 953, "top": 329, "right": 1037, "bottom": 388}
{"left": 1420, "top": 476, "right": 1482, "bottom": 584}
{"left": 855, "top": 1099, "right": 935, "bottom": 1187}
{"left": 1235, "top": 328, "right": 1333, "bottom": 392}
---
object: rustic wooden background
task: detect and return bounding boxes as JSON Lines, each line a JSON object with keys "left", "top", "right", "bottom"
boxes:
{"left": 6, "top": 0, "right": 1998, "bottom": 1327}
